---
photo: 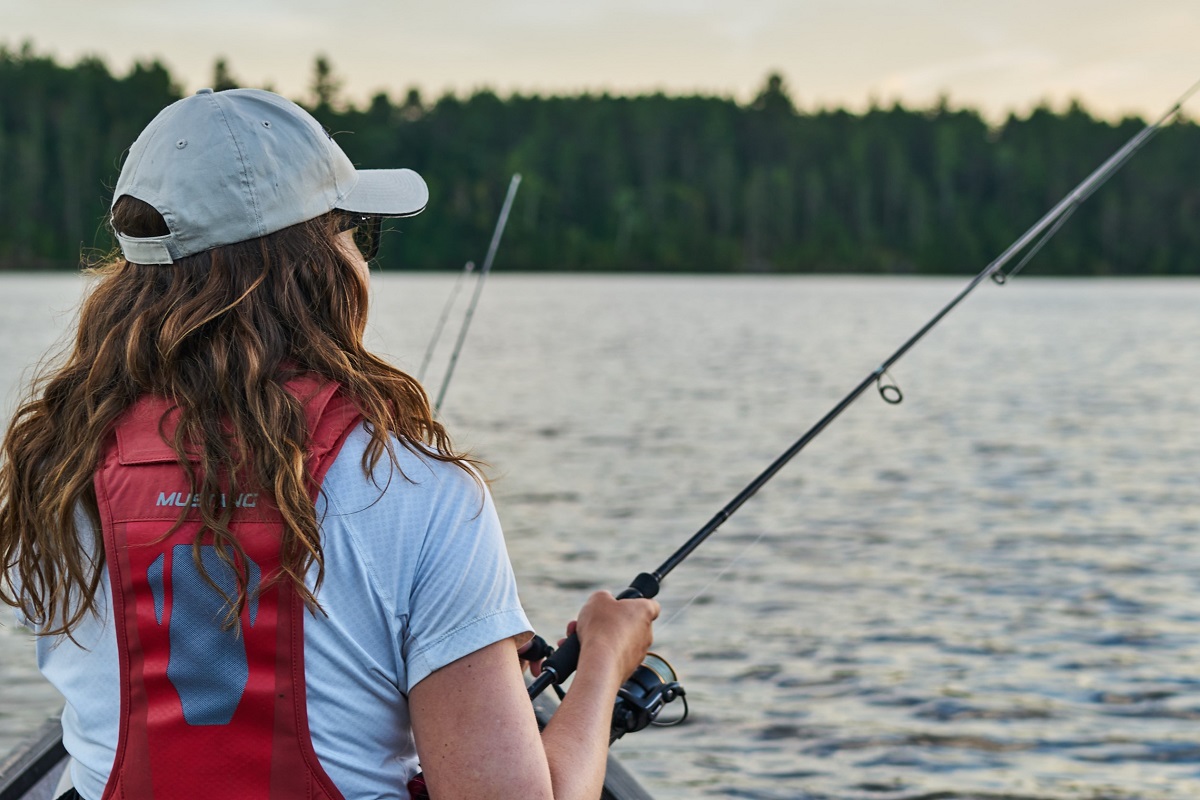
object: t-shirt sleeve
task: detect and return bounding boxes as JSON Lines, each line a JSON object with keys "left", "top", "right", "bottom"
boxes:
{"left": 402, "top": 467, "right": 531, "bottom": 692}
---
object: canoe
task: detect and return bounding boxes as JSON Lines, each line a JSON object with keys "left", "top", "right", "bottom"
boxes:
{"left": 0, "top": 694, "right": 654, "bottom": 800}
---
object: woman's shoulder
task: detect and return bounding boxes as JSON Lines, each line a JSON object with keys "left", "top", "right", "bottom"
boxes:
{"left": 316, "top": 423, "right": 502, "bottom": 586}
{"left": 322, "top": 422, "right": 487, "bottom": 511}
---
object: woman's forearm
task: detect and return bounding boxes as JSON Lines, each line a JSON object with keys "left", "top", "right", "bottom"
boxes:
{"left": 540, "top": 649, "right": 626, "bottom": 800}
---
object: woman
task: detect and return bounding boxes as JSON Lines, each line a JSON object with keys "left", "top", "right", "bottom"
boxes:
{"left": 0, "top": 88, "right": 658, "bottom": 800}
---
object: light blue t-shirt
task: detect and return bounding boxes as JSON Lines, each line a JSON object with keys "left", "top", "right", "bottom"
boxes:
{"left": 33, "top": 424, "right": 532, "bottom": 800}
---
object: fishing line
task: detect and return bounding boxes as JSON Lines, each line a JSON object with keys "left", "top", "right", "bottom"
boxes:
{"left": 433, "top": 173, "right": 522, "bottom": 413}
{"left": 528, "top": 78, "right": 1200, "bottom": 703}
{"left": 993, "top": 204, "right": 1077, "bottom": 285}
{"left": 657, "top": 527, "right": 770, "bottom": 632}
{"left": 991, "top": 77, "right": 1200, "bottom": 283}
{"left": 417, "top": 260, "right": 475, "bottom": 383}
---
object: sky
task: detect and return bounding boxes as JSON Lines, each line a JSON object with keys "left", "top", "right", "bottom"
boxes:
{"left": 2, "top": 0, "right": 1197, "bottom": 122}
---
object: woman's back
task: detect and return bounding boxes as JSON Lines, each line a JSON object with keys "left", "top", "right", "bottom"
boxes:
{"left": 39, "top": 423, "right": 528, "bottom": 798}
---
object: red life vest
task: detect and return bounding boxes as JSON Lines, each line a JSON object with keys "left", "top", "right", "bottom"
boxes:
{"left": 95, "top": 377, "right": 360, "bottom": 800}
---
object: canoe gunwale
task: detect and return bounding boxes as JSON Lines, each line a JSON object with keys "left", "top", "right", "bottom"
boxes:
{"left": 0, "top": 716, "right": 67, "bottom": 800}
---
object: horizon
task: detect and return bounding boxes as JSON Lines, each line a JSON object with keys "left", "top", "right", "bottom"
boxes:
{"left": 2, "top": 0, "right": 1197, "bottom": 124}
{"left": 2, "top": 39, "right": 1187, "bottom": 127}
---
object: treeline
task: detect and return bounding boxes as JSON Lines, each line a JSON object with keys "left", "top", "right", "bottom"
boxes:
{"left": 2, "top": 43, "right": 1198, "bottom": 275}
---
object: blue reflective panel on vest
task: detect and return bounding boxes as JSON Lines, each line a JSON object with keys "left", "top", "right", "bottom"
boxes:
{"left": 147, "top": 553, "right": 165, "bottom": 625}
{"left": 165, "top": 544, "right": 260, "bottom": 726}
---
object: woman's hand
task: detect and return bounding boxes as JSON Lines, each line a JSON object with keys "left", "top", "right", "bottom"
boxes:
{"left": 524, "top": 592, "right": 660, "bottom": 680}
{"left": 574, "top": 590, "right": 660, "bottom": 684}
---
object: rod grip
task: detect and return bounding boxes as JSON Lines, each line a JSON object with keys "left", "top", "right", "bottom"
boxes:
{"left": 527, "top": 633, "right": 579, "bottom": 699}
{"left": 526, "top": 573, "right": 661, "bottom": 699}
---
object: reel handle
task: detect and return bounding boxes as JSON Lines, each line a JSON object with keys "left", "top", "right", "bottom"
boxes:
{"left": 526, "top": 572, "right": 661, "bottom": 700}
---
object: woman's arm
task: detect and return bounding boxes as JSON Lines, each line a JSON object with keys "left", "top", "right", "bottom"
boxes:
{"left": 409, "top": 591, "right": 659, "bottom": 800}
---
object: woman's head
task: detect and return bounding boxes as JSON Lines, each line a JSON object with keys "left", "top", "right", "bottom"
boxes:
{"left": 111, "top": 87, "right": 426, "bottom": 265}
{"left": 100, "top": 85, "right": 433, "bottom": 411}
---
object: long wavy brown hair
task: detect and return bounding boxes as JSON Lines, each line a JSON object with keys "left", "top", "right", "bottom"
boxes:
{"left": 0, "top": 196, "right": 469, "bottom": 636}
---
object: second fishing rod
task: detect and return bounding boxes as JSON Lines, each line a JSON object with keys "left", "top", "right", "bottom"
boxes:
{"left": 526, "top": 79, "right": 1200, "bottom": 726}
{"left": 432, "top": 173, "right": 521, "bottom": 413}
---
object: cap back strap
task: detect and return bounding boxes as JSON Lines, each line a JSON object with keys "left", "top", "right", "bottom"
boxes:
{"left": 116, "top": 233, "right": 175, "bottom": 265}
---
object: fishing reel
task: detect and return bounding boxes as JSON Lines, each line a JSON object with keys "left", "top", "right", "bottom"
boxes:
{"left": 525, "top": 575, "right": 687, "bottom": 741}
{"left": 610, "top": 652, "right": 687, "bottom": 742}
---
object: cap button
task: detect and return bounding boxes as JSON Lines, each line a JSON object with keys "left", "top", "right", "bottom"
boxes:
{"left": 196, "top": 88, "right": 214, "bottom": 95}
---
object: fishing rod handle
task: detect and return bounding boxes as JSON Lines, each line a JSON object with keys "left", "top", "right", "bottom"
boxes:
{"left": 526, "top": 573, "right": 662, "bottom": 700}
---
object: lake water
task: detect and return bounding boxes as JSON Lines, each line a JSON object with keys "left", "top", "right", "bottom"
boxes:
{"left": 1, "top": 273, "right": 1198, "bottom": 800}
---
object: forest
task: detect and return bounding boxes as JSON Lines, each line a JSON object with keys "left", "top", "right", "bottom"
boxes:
{"left": 1, "top": 43, "right": 1197, "bottom": 275}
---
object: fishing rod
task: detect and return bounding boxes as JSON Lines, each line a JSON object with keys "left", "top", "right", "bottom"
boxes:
{"left": 433, "top": 173, "right": 522, "bottom": 412}
{"left": 528, "top": 80, "right": 1200, "bottom": 731}
{"left": 417, "top": 260, "right": 475, "bottom": 383}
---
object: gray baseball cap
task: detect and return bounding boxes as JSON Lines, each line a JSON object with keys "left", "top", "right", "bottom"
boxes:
{"left": 113, "top": 88, "right": 428, "bottom": 265}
